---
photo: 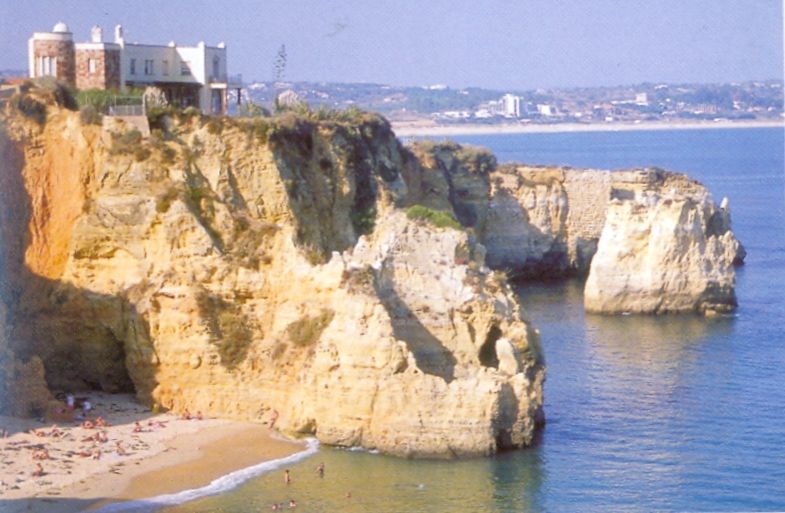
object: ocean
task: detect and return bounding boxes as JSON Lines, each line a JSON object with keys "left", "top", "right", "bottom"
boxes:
{"left": 149, "top": 127, "right": 785, "bottom": 513}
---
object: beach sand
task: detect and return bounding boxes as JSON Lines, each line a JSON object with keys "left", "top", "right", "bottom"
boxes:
{"left": 0, "top": 393, "right": 304, "bottom": 513}
{"left": 391, "top": 119, "right": 784, "bottom": 138}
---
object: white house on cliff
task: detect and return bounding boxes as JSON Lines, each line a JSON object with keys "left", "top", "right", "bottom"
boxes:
{"left": 28, "top": 22, "right": 240, "bottom": 114}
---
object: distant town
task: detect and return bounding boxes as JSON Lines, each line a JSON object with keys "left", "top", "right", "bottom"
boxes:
{"left": 239, "top": 78, "right": 783, "bottom": 128}
{"left": 2, "top": 63, "right": 782, "bottom": 128}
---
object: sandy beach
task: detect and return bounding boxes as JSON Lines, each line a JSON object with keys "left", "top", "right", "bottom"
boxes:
{"left": 0, "top": 393, "right": 305, "bottom": 513}
{"left": 391, "top": 119, "right": 784, "bottom": 138}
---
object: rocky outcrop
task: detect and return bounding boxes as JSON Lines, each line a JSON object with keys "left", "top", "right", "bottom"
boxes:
{"left": 0, "top": 93, "right": 544, "bottom": 457}
{"left": 404, "top": 143, "right": 743, "bottom": 313}
{"left": 584, "top": 174, "right": 743, "bottom": 314}
{"left": 0, "top": 85, "right": 744, "bottom": 458}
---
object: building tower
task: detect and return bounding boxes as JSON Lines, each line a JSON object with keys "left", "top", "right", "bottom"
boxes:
{"left": 28, "top": 22, "right": 76, "bottom": 85}
{"left": 74, "top": 25, "right": 122, "bottom": 90}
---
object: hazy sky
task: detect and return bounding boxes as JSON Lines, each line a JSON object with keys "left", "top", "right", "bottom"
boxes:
{"left": 1, "top": 0, "right": 782, "bottom": 90}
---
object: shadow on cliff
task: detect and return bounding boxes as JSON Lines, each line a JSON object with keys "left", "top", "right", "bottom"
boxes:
{"left": 378, "top": 288, "right": 457, "bottom": 382}
{"left": 483, "top": 189, "right": 575, "bottom": 282}
{"left": 0, "top": 125, "right": 154, "bottom": 402}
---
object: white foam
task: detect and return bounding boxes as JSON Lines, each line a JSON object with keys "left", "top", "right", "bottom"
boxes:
{"left": 91, "top": 438, "right": 320, "bottom": 513}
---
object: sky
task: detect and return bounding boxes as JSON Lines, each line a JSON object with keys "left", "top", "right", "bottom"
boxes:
{"left": 1, "top": 0, "right": 782, "bottom": 90}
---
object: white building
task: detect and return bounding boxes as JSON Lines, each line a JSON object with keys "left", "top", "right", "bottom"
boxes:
{"left": 537, "top": 104, "right": 554, "bottom": 116}
{"left": 635, "top": 92, "right": 649, "bottom": 106}
{"left": 501, "top": 94, "right": 521, "bottom": 117}
{"left": 28, "top": 23, "right": 241, "bottom": 114}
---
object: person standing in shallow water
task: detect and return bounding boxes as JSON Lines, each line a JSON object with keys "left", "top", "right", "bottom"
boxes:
{"left": 284, "top": 469, "right": 291, "bottom": 484}
{"left": 316, "top": 462, "right": 324, "bottom": 478}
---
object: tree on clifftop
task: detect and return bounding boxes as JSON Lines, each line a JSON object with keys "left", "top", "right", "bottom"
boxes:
{"left": 274, "top": 44, "right": 287, "bottom": 83}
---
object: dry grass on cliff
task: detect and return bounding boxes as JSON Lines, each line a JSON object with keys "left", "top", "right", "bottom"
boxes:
{"left": 286, "top": 309, "right": 335, "bottom": 347}
{"left": 409, "top": 140, "right": 497, "bottom": 175}
{"left": 406, "top": 204, "right": 462, "bottom": 230}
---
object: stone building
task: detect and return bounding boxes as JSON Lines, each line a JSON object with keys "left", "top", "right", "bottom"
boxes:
{"left": 28, "top": 22, "right": 240, "bottom": 114}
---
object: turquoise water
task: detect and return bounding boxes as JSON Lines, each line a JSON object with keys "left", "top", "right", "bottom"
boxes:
{"left": 155, "top": 128, "right": 784, "bottom": 512}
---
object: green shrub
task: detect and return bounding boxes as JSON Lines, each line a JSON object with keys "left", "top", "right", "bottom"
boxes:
{"left": 32, "top": 77, "right": 77, "bottom": 110}
{"left": 216, "top": 309, "right": 252, "bottom": 369}
{"left": 180, "top": 106, "right": 201, "bottom": 121}
{"left": 350, "top": 205, "right": 376, "bottom": 235}
{"left": 405, "top": 204, "right": 462, "bottom": 230}
{"left": 239, "top": 101, "right": 270, "bottom": 117}
{"left": 109, "top": 129, "right": 145, "bottom": 157}
{"left": 79, "top": 104, "right": 103, "bottom": 125}
{"left": 206, "top": 116, "right": 224, "bottom": 135}
{"left": 156, "top": 187, "right": 181, "bottom": 213}
{"left": 285, "top": 310, "right": 335, "bottom": 347}
{"left": 74, "top": 88, "right": 116, "bottom": 112}
{"left": 147, "top": 105, "right": 177, "bottom": 132}
{"left": 9, "top": 94, "right": 47, "bottom": 124}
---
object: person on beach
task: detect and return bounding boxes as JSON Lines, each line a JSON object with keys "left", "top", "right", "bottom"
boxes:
{"left": 82, "top": 400, "right": 92, "bottom": 416}
{"left": 181, "top": 409, "right": 192, "bottom": 420}
{"left": 288, "top": 499, "right": 297, "bottom": 508}
{"left": 270, "top": 409, "right": 279, "bottom": 429}
{"left": 271, "top": 504, "right": 278, "bottom": 511}
{"left": 32, "top": 463, "right": 45, "bottom": 477}
{"left": 66, "top": 394, "right": 75, "bottom": 410}
{"left": 317, "top": 462, "right": 324, "bottom": 477}
{"left": 284, "top": 469, "right": 291, "bottom": 484}
{"left": 133, "top": 421, "right": 143, "bottom": 433}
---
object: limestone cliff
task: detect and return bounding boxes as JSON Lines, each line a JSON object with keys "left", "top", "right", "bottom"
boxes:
{"left": 404, "top": 143, "right": 743, "bottom": 312}
{"left": 0, "top": 85, "right": 744, "bottom": 458}
{"left": 0, "top": 90, "right": 544, "bottom": 457}
{"left": 584, "top": 172, "right": 743, "bottom": 314}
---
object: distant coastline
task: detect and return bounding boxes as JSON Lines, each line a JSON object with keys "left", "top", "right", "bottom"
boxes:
{"left": 392, "top": 119, "right": 785, "bottom": 138}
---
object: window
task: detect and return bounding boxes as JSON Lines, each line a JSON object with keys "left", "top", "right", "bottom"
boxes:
{"left": 37, "top": 56, "right": 57, "bottom": 77}
{"left": 180, "top": 60, "right": 191, "bottom": 76}
{"left": 212, "top": 56, "right": 220, "bottom": 78}
{"left": 130, "top": 58, "right": 136, "bottom": 75}
{"left": 144, "top": 59, "right": 154, "bottom": 75}
{"left": 88, "top": 58, "right": 96, "bottom": 74}
{"left": 162, "top": 60, "right": 169, "bottom": 76}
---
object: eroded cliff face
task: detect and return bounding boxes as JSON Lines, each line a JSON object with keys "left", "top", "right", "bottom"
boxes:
{"left": 0, "top": 87, "right": 744, "bottom": 455}
{"left": 0, "top": 95, "right": 544, "bottom": 457}
{"left": 584, "top": 173, "right": 743, "bottom": 314}
{"left": 405, "top": 144, "right": 743, "bottom": 311}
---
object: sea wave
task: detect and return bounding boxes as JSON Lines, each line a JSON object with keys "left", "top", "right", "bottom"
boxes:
{"left": 91, "top": 438, "right": 320, "bottom": 513}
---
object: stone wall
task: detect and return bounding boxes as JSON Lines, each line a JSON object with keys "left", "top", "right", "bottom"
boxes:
{"left": 75, "top": 48, "right": 121, "bottom": 90}
{"left": 562, "top": 169, "right": 612, "bottom": 270}
{"left": 32, "top": 40, "right": 75, "bottom": 85}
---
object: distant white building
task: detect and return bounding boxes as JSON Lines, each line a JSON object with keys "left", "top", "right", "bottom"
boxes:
{"left": 537, "top": 104, "right": 554, "bottom": 116}
{"left": 501, "top": 93, "right": 521, "bottom": 117}
{"left": 635, "top": 93, "right": 649, "bottom": 106}
{"left": 28, "top": 22, "right": 241, "bottom": 114}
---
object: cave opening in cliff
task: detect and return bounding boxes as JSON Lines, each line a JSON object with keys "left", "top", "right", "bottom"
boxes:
{"left": 479, "top": 325, "right": 502, "bottom": 369}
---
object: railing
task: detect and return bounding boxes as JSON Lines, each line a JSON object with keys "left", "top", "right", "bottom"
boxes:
{"left": 108, "top": 96, "right": 145, "bottom": 116}
{"left": 108, "top": 104, "right": 145, "bottom": 116}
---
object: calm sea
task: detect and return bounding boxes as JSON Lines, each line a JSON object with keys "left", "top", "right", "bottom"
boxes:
{"left": 151, "top": 127, "right": 785, "bottom": 513}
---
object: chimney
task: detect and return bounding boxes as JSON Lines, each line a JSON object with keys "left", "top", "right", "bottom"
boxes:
{"left": 91, "top": 25, "right": 103, "bottom": 43}
{"left": 114, "top": 24, "right": 124, "bottom": 43}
